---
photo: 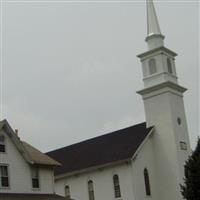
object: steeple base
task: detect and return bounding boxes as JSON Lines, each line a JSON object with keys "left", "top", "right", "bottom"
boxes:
{"left": 137, "top": 81, "right": 187, "bottom": 100}
{"left": 145, "top": 34, "right": 165, "bottom": 50}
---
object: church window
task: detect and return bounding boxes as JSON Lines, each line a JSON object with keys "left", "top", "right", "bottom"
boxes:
{"left": 144, "top": 168, "right": 151, "bottom": 196}
{"left": 0, "top": 135, "right": 5, "bottom": 153}
{"left": 88, "top": 180, "right": 95, "bottom": 200}
{"left": 113, "top": 174, "right": 121, "bottom": 198}
{"left": 0, "top": 165, "right": 9, "bottom": 187}
{"left": 177, "top": 117, "right": 182, "bottom": 125}
{"left": 31, "top": 167, "right": 39, "bottom": 189}
{"left": 65, "top": 185, "right": 71, "bottom": 198}
{"left": 167, "top": 58, "right": 173, "bottom": 74}
{"left": 149, "top": 58, "right": 157, "bottom": 75}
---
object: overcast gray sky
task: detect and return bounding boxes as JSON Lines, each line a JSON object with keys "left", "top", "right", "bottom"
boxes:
{"left": 1, "top": 0, "right": 199, "bottom": 152}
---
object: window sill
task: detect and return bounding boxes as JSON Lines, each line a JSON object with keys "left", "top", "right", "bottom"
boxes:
{"left": 0, "top": 186, "right": 10, "bottom": 190}
{"left": 32, "top": 188, "right": 41, "bottom": 191}
{"left": 143, "top": 72, "right": 177, "bottom": 80}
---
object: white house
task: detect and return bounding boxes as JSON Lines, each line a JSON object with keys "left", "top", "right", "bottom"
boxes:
{"left": 47, "top": 1, "right": 191, "bottom": 200}
{"left": 0, "top": 119, "right": 69, "bottom": 200}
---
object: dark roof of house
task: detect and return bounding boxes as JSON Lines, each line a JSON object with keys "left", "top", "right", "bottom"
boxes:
{"left": 0, "top": 193, "right": 72, "bottom": 200}
{"left": 47, "top": 122, "right": 153, "bottom": 176}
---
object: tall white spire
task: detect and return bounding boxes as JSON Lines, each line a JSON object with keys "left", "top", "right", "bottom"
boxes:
{"left": 145, "top": 0, "right": 165, "bottom": 50}
{"left": 146, "top": 0, "right": 161, "bottom": 36}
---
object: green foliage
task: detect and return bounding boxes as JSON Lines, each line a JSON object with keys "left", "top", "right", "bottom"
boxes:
{"left": 181, "top": 138, "right": 200, "bottom": 200}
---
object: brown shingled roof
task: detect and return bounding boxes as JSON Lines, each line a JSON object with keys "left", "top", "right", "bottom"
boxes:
{"left": 22, "top": 141, "right": 61, "bottom": 166}
{"left": 0, "top": 119, "right": 60, "bottom": 167}
{"left": 47, "top": 122, "right": 153, "bottom": 176}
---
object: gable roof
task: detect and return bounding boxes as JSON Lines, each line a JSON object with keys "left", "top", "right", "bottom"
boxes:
{"left": 47, "top": 122, "right": 153, "bottom": 176}
{"left": 0, "top": 119, "right": 60, "bottom": 166}
{"left": 22, "top": 141, "right": 61, "bottom": 166}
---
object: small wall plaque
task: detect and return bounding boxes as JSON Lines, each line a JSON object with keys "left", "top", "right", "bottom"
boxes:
{"left": 180, "top": 141, "right": 187, "bottom": 150}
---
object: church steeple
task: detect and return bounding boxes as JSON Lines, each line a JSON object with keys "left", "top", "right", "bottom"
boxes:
{"left": 145, "top": 0, "right": 165, "bottom": 50}
{"left": 137, "top": 1, "right": 191, "bottom": 200}
{"left": 137, "top": 0, "right": 178, "bottom": 88}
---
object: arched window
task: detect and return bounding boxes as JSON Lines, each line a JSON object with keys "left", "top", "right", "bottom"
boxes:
{"left": 144, "top": 168, "right": 151, "bottom": 196}
{"left": 65, "top": 185, "right": 70, "bottom": 198}
{"left": 88, "top": 180, "right": 95, "bottom": 200}
{"left": 167, "top": 58, "right": 173, "bottom": 74}
{"left": 149, "top": 58, "right": 157, "bottom": 75}
{"left": 113, "top": 174, "right": 121, "bottom": 198}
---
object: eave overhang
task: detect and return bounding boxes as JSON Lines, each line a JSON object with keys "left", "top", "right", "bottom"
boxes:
{"left": 137, "top": 46, "right": 177, "bottom": 59}
{"left": 137, "top": 81, "right": 187, "bottom": 101}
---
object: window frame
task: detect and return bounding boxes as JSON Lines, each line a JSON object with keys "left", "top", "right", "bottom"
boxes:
{"left": 88, "top": 180, "right": 95, "bottom": 200}
{"left": 167, "top": 58, "right": 173, "bottom": 74}
{"left": 113, "top": 174, "right": 121, "bottom": 198}
{"left": 65, "top": 185, "right": 71, "bottom": 199}
{"left": 0, "top": 135, "right": 6, "bottom": 153}
{"left": 144, "top": 168, "right": 151, "bottom": 196}
{"left": 148, "top": 58, "right": 157, "bottom": 75}
{"left": 31, "top": 167, "right": 40, "bottom": 189}
{"left": 0, "top": 164, "right": 10, "bottom": 188}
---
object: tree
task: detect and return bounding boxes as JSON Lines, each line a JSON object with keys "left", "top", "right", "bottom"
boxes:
{"left": 181, "top": 138, "right": 200, "bottom": 200}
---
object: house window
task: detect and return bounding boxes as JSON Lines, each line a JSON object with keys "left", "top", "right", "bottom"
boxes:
{"left": 144, "top": 168, "right": 151, "bottom": 196}
{"left": 65, "top": 185, "right": 71, "bottom": 198}
{"left": 167, "top": 58, "right": 173, "bottom": 74}
{"left": 113, "top": 174, "right": 121, "bottom": 198}
{"left": 0, "top": 135, "right": 5, "bottom": 153}
{"left": 149, "top": 58, "right": 157, "bottom": 75}
{"left": 88, "top": 180, "right": 95, "bottom": 200}
{"left": 31, "top": 167, "right": 39, "bottom": 189}
{"left": 0, "top": 165, "right": 9, "bottom": 187}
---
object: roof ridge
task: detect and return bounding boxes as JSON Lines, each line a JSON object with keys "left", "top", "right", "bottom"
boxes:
{"left": 47, "top": 122, "right": 147, "bottom": 153}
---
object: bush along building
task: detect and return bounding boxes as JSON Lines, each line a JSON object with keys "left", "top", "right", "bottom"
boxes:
{"left": 47, "top": 0, "right": 191, "bottom": 200}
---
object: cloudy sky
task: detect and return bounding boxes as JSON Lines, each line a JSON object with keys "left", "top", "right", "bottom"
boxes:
{"left": 1, "top": 0, "right": 199, "bottom": 152}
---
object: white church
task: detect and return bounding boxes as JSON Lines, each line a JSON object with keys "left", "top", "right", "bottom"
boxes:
{"left": 0, "top": 0, "right": 191, "bottom": 200}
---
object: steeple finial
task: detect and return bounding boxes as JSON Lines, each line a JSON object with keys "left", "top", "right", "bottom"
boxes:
{"left": 145, "top": 0, "right": 165, "bottom": 50}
